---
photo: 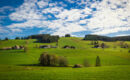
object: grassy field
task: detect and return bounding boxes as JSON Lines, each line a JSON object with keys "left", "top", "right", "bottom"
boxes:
{"left": 0, "top": 37, "right": 130, "bottom": 80}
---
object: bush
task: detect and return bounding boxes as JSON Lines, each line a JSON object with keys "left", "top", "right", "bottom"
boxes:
{"left": 101, "top": 43, "right": 105, "bottom": 48}
{"left": 95, "top": 56, "right": 101, "bottom": 67}
{"left": 128, "top": 50, "right": 130, "bottom": 53}
{"left": 24, "top": 46, "right": 28, "bottom": 53}
{"left": 25, "top": 40, "right": 29, "bottom": 44}
{"left": 83, "top": 59, "right": 90, "bottom": 67}
{"left": 59, "top": 56, "right": 68, "bottom": 67}
{"left": 73, "top": 64, "right": 83, "bottom": 68}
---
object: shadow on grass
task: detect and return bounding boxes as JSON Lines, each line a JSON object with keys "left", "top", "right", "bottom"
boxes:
{"left": 18, "top": 64, "right": 71, "bottom": 67}
{"left": 18, "top": 64, "right": 41, "bottom": 66}
{"left": 0, "top": 49, "right": 24, "bottom": 53}
{"left": 33, "top": 41, "right": 48, "bottom": 43}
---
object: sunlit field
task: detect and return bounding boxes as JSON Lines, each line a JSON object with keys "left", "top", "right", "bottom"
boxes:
{"left": 0, "top": 37, "right": 130, "bottom": 80}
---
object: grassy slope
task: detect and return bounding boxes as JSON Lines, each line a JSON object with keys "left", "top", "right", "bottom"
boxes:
{"left": 0, "top": 37, "right": 130, "bottom": 80}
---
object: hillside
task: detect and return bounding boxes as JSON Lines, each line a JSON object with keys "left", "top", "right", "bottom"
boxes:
{"left": 0, "top": 37, "right": 130, "bottom": 80}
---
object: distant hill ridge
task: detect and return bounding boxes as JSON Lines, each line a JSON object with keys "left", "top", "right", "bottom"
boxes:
{"left": 83, "top": 35, "right": 130, "bottom": 41}
{"left": 27, "top": 34, "right": 130, "bottom": 41}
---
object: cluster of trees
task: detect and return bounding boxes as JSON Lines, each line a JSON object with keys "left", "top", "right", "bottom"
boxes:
{"left": 91, "top": 41, "right": 99, "bottom": 48}
{"left": 91, "top": 41, "right": 108, "bottom": 48}
{"left": 1, "top": 37, "right": 9, "bottom": 40}
{"left": 39, "top": 52, "right": 101, "bottom": 68}
{"left": 84, "top": 35, "right": 130, "bottom": 41}
{"left": 39, "top": 52, "right": 68, "bottom": 67}
{"left": 29, "top": 34, "right": 59, "bottom": 43}
{"left": 65, "top": 34, "right": 71, "bottom": 37}
{"left": 119, "top": 41, "right": 129, "bottom": 48}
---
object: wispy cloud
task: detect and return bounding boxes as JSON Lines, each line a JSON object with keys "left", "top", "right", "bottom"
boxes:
{"left": 116, "top": 34, "right": 130, "bottom": 36}
{"left": 0, "top": 6, "right": 14, "bottom": 14}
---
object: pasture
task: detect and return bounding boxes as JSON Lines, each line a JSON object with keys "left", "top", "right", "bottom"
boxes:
{"left": 0, "top": 37, "right": 130, "bottom": 80}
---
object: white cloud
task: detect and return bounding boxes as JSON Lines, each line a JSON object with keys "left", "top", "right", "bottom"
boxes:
{"left": 6, "top": 0, "right": 130, "bottom": 36}
{"left": 92, "top": 26, "right": 130, "bottom": 35}
{"left": 116, "top": 34, "right": 130, "bottom": 36}
{"left": 11, "top": 29, "right": 22, "bottom": 32}
{"left": 42, "top": 7, "right": 63, "bottom": 14}
{"left": 52, "top": 22, "right": 86, "bottom": 36}
{"left": 87, "top": 0, "right": 130, "bottom": 35}
{"left": 0, "top": 26, "right": 9, "bottom": 33}
{"left": 7, "top": 19, "right": 45, "bottom": 28}
{"left": 37, "top": 0, "right": 48, "bottom": 8}
{"left": 9, "top": 0, "right": 45, "bottom": 21}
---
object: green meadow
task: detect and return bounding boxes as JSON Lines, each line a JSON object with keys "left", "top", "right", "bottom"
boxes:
{"left": 0, "top": 37, "right": 130, "bottom": 80}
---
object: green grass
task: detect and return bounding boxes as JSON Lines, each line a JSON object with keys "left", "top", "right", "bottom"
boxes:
{"left": 0, "top": 37, "right": 130, "bottom": 80}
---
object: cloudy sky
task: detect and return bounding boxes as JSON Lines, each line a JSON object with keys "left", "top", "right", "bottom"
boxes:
{"left": 0, "top": 0, "right": 130, "bottom": 39}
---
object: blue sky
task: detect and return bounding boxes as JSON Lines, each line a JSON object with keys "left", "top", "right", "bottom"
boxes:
{"left": 0, "top": 0, "right": 130, "bottom": 39}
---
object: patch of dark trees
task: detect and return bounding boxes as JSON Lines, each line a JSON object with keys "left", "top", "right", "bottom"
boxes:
{"left": 90, "top": 41, "right": 109, "bottom": 48}
{"left": 39, "top": 52, "right": 68, "bottom": 67}
{"left": 28, "top": 34, "right": 59, "bottom": 43}
{"left": 83, "top": 35, "right": 130, "bottom": 41}
{"left": 65, "top": 34, "right": 71, "bottom": 37}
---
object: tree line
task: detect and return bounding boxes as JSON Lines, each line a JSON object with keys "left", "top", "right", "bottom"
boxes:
{"left": 83, "top": 35, "right": 130, "bottom": 41}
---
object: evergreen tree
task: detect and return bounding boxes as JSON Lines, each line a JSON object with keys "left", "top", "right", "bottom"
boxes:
{"left": 95, "top": 56, "right": 101, "bottom": 67}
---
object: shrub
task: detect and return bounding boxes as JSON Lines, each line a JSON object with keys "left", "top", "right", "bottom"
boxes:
{"left": 101, "top": 43, "right": 105, "bottom": 48}
{"left": 73, "top": 64, "right": 83, "bottom": 68}
{"left": 83, "top": 59, "right": 90, "bottom": 67}
{"left": 24, "top": 46, "right": 28, "bottom": 53}
{"left": 95, "top": 56, "right": 101, "bottom": 67}
{"left": 25, "top": 40, "right": 29, "bottom": 44}
{"left": 59, "top": 56, "right": 68, "bottom": 67}
{"left": 128, "top": 50, "right": 130, "bottom": 53}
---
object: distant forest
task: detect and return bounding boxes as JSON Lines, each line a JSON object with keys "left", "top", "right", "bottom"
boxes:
{"left": 83, "top": 35, "right": 130, "bottom": 41}
{"left": 3, "top": 34, "right": 130, "bottom": 42}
